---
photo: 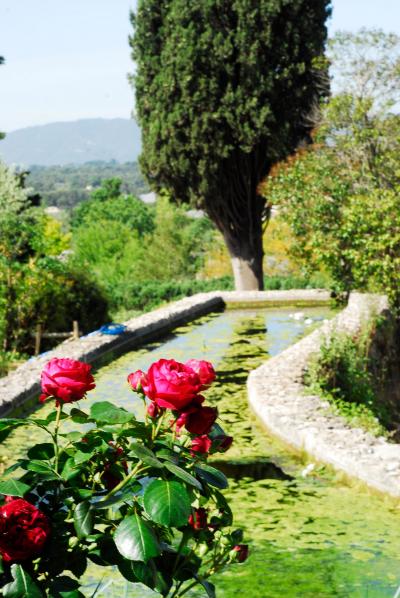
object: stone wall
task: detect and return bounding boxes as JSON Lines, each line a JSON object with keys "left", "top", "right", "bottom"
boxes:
{"left": 247, "top": 292, "right": 400, "bottom": 497}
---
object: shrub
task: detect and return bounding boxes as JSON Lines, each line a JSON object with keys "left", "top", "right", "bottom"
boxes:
{"left": 305, "top": 326, "right": 389, "bottom": 436}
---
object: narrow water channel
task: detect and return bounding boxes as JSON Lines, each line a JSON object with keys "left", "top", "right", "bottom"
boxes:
{"left": 4, "top": 306, "right": 400, "bottom": 597}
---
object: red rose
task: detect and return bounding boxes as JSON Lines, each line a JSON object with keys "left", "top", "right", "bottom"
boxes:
{"left": 142, "top": 359, "right": 202, "bottom": 410}
{"left": 0, "top": 499, "right": 51, "bottom": 563}
{"left": 188, "top": 508, "right": 208, "bottom": 531}
{"left": 185, "top": 359, "right": 216, "bottom": 388}
{"left": 40, "top": 358, "right": 95, "bottom": 404}
{"left": 177, "top": 405, "right": 218, "bottom": 435}
{"left": 191, "top": 435, "right": 212, "bottom": 455}
{"left": 127, "top": 370, "right": 146, "bottom": 392}
{"left": 233, "top": 544, "right": 249, "bottom": 563}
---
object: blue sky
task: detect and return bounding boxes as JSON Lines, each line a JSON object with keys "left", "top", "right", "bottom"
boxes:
{"left": 1, "top": 0, "right": 399, "bottom": 132}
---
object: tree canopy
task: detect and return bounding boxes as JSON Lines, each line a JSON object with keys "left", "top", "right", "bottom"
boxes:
{"left": 71, "top": 177, "right": 154, "bottom": 235}
{"left": 130, "top": 0, "right": 331, "bottom": 289}
{"left": 264, "top": 29, "right": 400, "bottom": 304}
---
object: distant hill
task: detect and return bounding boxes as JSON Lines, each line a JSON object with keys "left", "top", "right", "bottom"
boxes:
{"left": 0, "top": 118, "right": 142, "bottom": 166}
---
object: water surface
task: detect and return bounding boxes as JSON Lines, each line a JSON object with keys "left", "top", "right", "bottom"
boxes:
{"left": 4, "top": 306, "right": 400, "bottom": 597}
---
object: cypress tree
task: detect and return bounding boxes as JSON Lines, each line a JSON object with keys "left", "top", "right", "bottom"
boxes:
{"left": 130, "top": 0, "right": 331, "bottom": 289}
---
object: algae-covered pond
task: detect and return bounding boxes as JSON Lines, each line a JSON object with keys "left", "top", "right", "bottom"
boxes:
{"left": 4, "top": 306, "right": 400, "bottom": 597}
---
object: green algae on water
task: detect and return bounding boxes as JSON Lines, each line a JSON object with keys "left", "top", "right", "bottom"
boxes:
{"left": 3, "top": 306, "right": 400, "bottom": 597}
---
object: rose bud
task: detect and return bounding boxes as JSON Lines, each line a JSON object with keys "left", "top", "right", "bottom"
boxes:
{"left": 102, "top": 444, "right": 128, "bottom": 490}
{"left": 211, "top": 434, "right": 234, "bottom": 453}
{"left": 233, "top": 544, "right": 249, "bottom": 563}
{"left": 147, "top": 402, "right": 161, "bottom": 419}
{"left": 185, "top": 359, "right": 216, "bottom": 388}
{"left": 0, "top": 499, "right": 51, "bottom": 563}
{"left": 102, "top": 461, "right": 128, "bottom": 490}
{"left": 142, "top": 359, "right": 202, "bottom": 410}
{"left": 40, "top": 357, "right": 95, "bottom": 404}
{"left": 127, "top": 370, "right": 147, "bottom": 393}
{"left": 175, "top": 410, "right": 190, "bottom": 429}
{"left": 188, "top": 507, "right": 208, "bottom": 531}
{"left": 185, "top": 406, "right": 218, "bottom": 435}
{"left": 191, "top": 435, "right": 212, "bottom": 455}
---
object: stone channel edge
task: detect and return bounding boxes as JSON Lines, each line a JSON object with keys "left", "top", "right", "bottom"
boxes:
{"left": 247, "top": 292, "right": 400, "bottom": 497}
{"left": 2, "top": 288, "right": 399, "bottom": 497}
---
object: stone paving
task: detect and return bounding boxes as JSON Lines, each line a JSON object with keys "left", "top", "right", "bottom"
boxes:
{"left": 247, "top": 292, "right": 400, "bottom": 497}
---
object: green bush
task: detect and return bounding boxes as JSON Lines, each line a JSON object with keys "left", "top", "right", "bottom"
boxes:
{"left": 305, "top": 327, "right": 389, "bottom": 436}
{"left": 110, "top": 274, "right": 324, "bottom": 314}
{"left": 0, "top": 258, "right": 109, "bottom": 354}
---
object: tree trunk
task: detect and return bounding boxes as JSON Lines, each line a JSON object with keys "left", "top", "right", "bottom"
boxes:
{"left": 230, "top": 256, "right": 263, "bottom": 290}
{"left": 204, "top": 149, "right": 269, "bottom": 292}
{"left": 223, "top": 230, "right": 264, "bottom": 291}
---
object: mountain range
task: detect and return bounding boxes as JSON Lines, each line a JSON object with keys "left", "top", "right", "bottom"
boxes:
{"left": 0, "top": 118, "right": 142, "bottom": 166}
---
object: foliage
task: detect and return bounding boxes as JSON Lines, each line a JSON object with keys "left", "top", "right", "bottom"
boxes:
{"left": 0, "top": 350, "right": 27, "bottom": 378}
{"left": 0, "top": 162, "right": 108, "bottom": 355}
{"left": 0, "top": 56, "right": 4, "bottom": 140}
{"left": 0, "top": 358, "right": 245, "bottom": 597}
{"left": 305, "top": 326, "right": 389, "bottom": 436}
{"left": 26, "top": 161, "right": 149, "bottom": 210}
{"left": 110, "top": 274, "right": 326, "bottom": 320}
{"left": 71, "top": 178, "right": 154, "bottom": 236}
{"left": 71, "top": 196, "right": 215, "bottom": 310}
{"left": 130, "top": 0, "right": 331, "bottom": 289}
{"left": 321, "top": 29, "right": 400, "bottom": 191}
{"left": 264, "top": 135, "right": 400, "bottom": 303}
{"left": 263, "top": 29, "right": 400, "bottom": 303}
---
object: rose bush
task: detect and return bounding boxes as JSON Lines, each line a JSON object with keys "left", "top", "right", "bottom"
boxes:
{"left": 0, "top": 356, "right": 247, "bottom": 597}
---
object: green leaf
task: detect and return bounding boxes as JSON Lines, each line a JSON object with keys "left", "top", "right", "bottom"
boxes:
{"left": 27, "top": 443, "right": 54, "bottom": 460}
{"left": 118, "top": 422, "right": 148, "bottom": 440}
{"left": 0, "top": 418, "right": 24, "bottom": 431}
{"left": 143, "top": 479, "right": 191, "bottom": 527}
{"left": 2, "top": 564, "right": 44, "bottom": 597}
{"left": 23, "top": 461, "right": 59, "bottom": 479}
{"left": 61, "top": 458, "right": 80, "bottom": 481}
{"left": 69, "top": 408, "right": 89, "bottom": 424}
{"left": 118, "top": 559, "right": 170, "bottom": 594}
{"left": 90, "top": 401, "right": 134, "bottom": 424}
{"left": 0, "top": 419, "right": 27, "bottom": 442}
{"left": 0, "top": 480, "right": 30, "bottom": 498}
{"left": 42, "top": 411, "right": 68, "bottom": 424}
{"left": 164, "top": 462, "right": 202, "bottom": 490}
{"left": 60, "top": 431, "right": 82, "bottom": 442}
{"left": 90, "top": 481, "right": 140, "bottom": 510}
{"left": 73, "top": 450, "right": 95, "bottom": 466}
{"left": 129, "top": 443, "right": 163, "bottom": 469}
{"left": 196, "top": 578, "right": 216, "bottom": 598}
{"left": 74, "top": 501, "right": 93, "bottom": 539}
{"left": 48, "top": 575, "right": 83, "bottom": 598}
{"left": 195, "top": 464, "right": 228, "bottom": 489}
{"left": 114, "top": 513, "right": 160, "bottom": 562}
